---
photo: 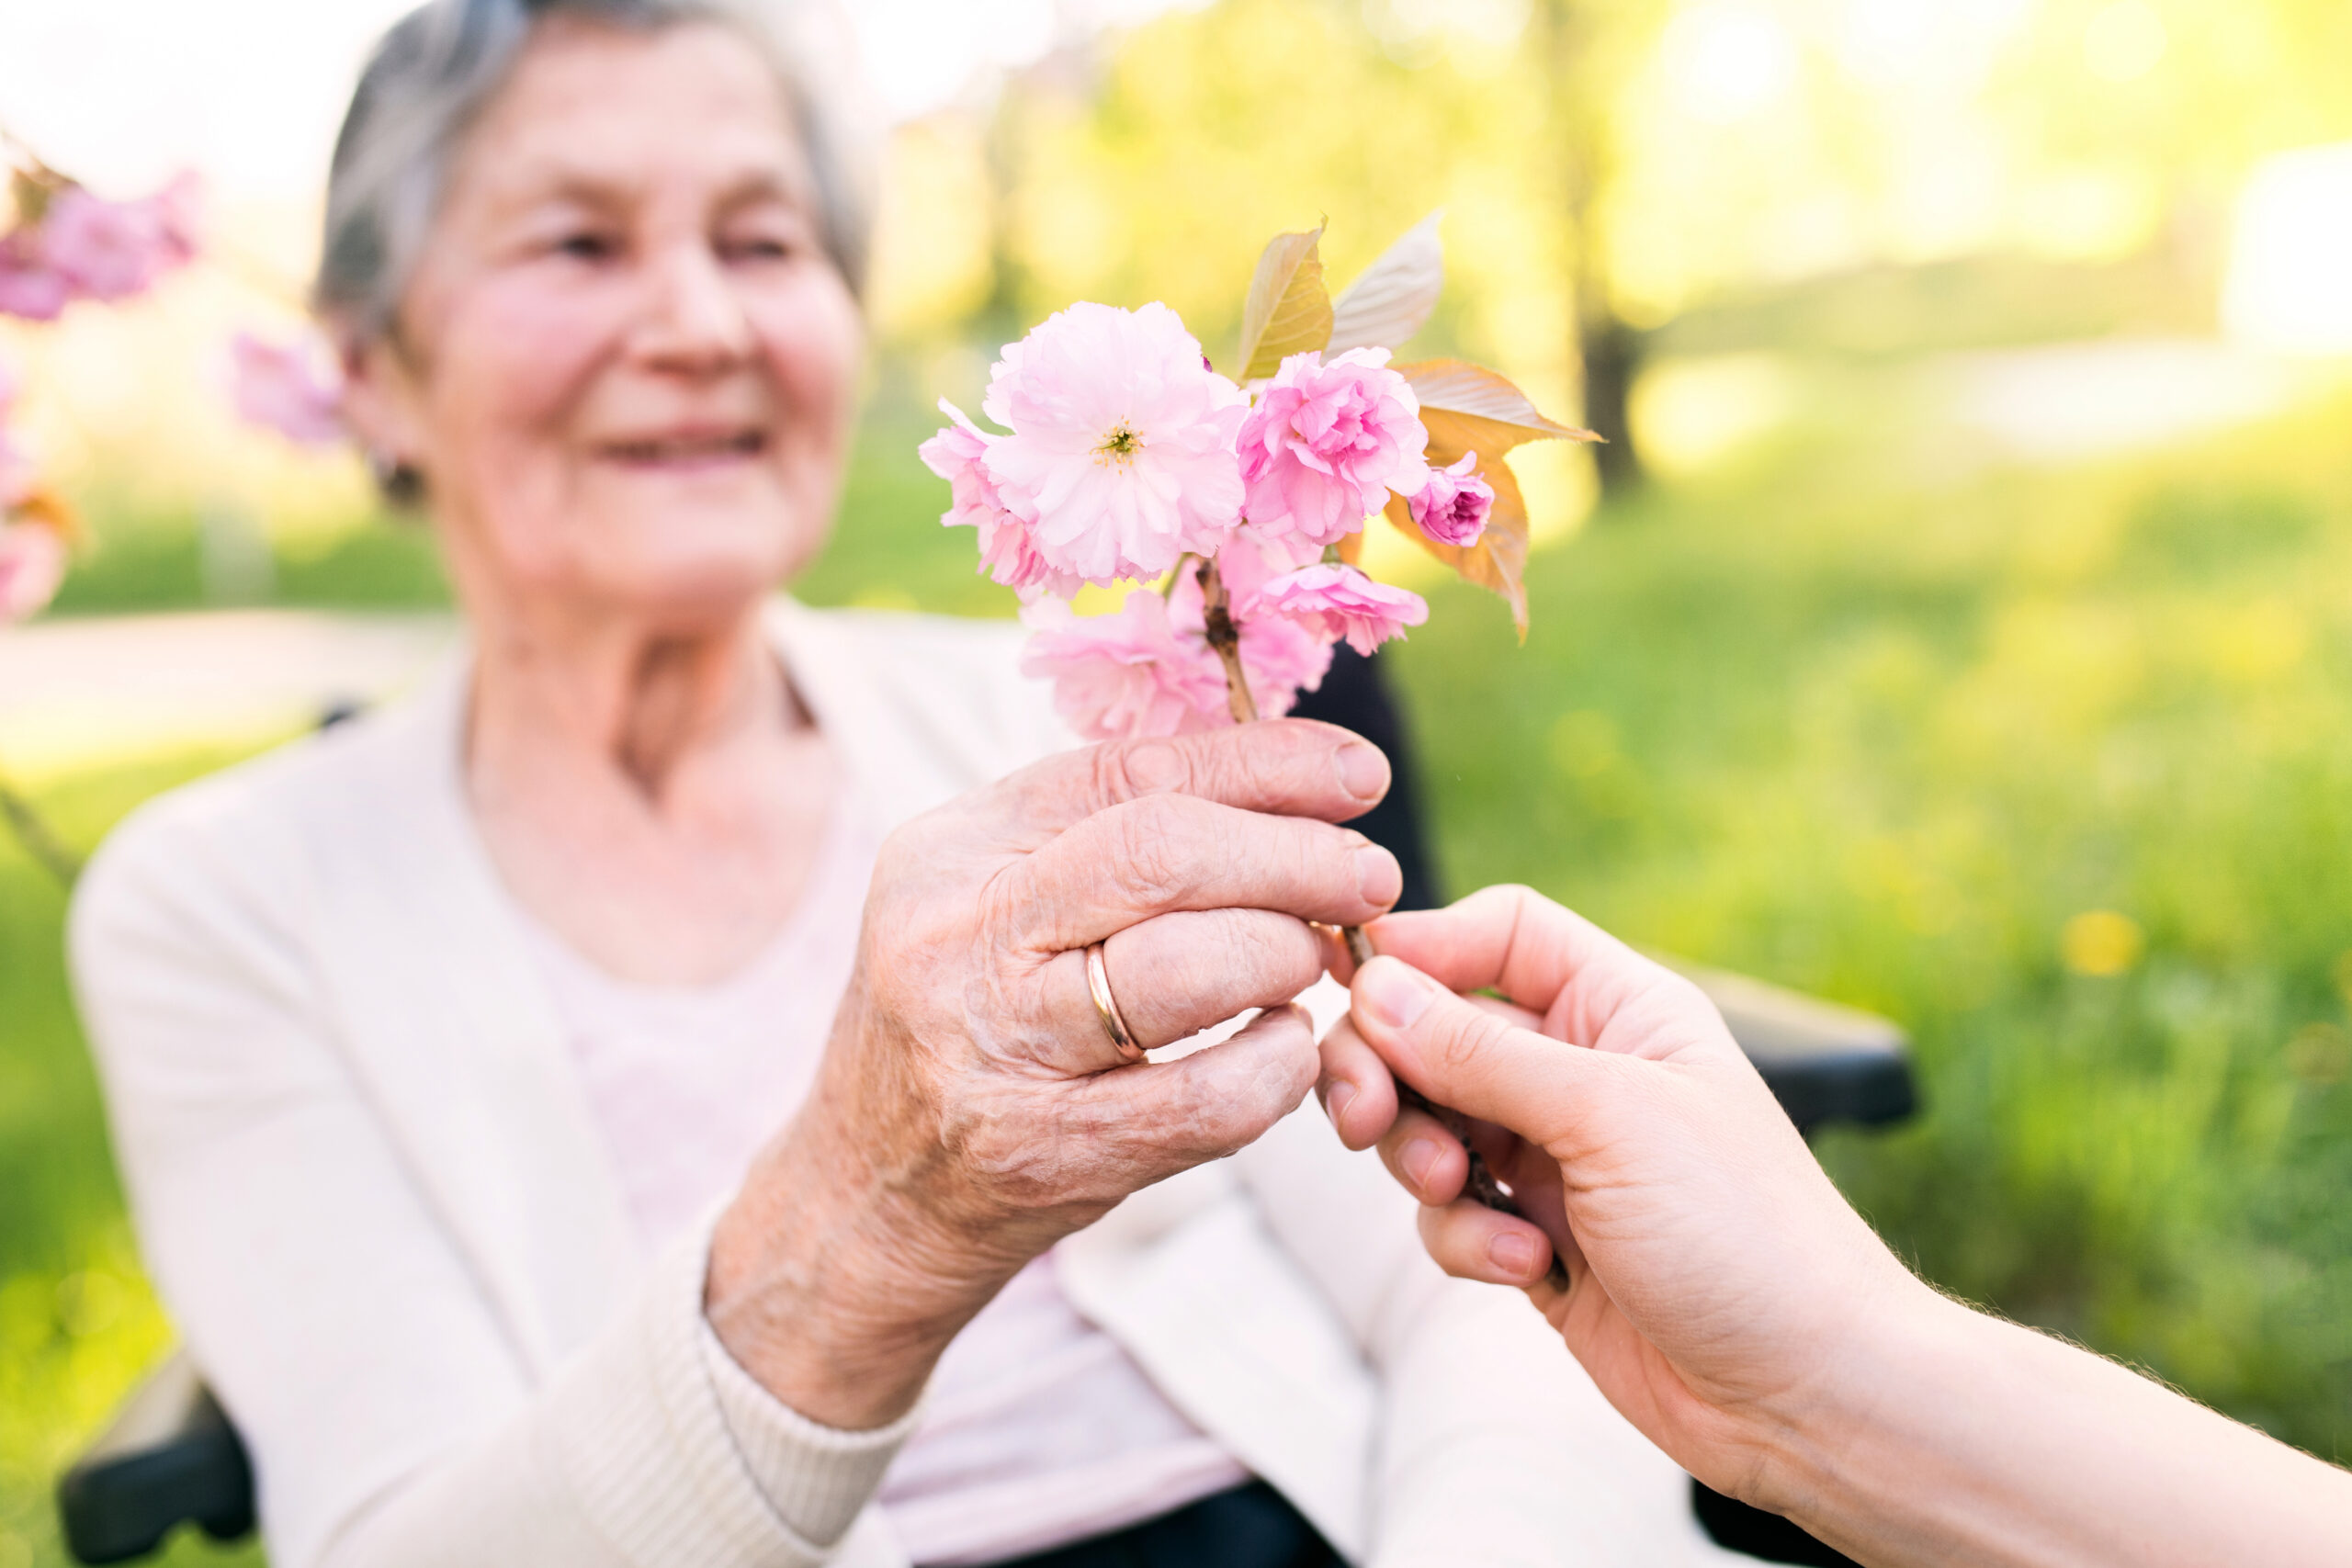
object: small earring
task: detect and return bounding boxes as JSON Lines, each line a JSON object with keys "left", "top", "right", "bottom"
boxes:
{"left": 368, "top": 449, "right": 425, "bottom": 509}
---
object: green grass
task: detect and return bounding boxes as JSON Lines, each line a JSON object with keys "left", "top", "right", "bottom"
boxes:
{"left": 6, "top": 373, "right": 2352, "bottom": 1564}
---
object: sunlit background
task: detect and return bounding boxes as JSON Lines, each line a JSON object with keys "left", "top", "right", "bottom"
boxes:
{"left": 5, "top": 0, "right": 2352, "bottom": 1562}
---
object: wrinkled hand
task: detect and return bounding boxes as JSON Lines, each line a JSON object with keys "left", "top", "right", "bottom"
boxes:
{"left": 1316, "top": 886, "right": 1929, "bottom": 1509}
{"left": 712, "top": 720, "right": 1398, "bottom": 1427}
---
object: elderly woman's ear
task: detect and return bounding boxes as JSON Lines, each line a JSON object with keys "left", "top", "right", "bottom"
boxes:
{"left": 335, "top": 329, "right": 432, "bottom": 505}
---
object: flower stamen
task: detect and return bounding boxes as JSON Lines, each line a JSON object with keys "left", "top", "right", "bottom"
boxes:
{"left": 1094, "top": 422, "right": 1143, "bottom": 466}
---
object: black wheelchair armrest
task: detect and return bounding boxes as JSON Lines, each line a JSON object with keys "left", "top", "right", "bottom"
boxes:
{"left": 1672, "top": 962, "right": 1918, "bottom": 1134}
{"left": 56, "top": 1350, "right": 254, "bottom": 1564}
{"left": 1666, "top": 964, "right": 1915, "bottom": 1567}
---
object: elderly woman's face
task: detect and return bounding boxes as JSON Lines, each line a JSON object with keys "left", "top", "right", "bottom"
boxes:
{"left": 379, "top": 19, "right": 862, "bottom": 620}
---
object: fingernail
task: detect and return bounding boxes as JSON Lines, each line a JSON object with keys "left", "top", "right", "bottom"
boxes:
{"left": 1401, "top": 1137, "right": 1440, "bottom": 1193}
{"left": 1323, "top": 1079, "right": 1356, "bottom": 1129}
{"left": 1489, "top": 1232, "right": 1539, "bottom": 1280}
{"left": 1357, "top": 956, "right": 1436, "bottom": 1031}
{"left": 1354, "top": 843, "right": 1402, "bottom": 908}
{"left": 1336, "top": 741, "right": 1389, "bottom": 803}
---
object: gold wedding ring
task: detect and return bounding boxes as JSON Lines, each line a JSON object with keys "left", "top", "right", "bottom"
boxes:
{"left": 1084, "top": 942, "right": 1146, "bottom": 1065}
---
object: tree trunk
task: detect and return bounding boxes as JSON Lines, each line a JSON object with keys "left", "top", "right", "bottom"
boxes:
{"left": 1579, "top": 309, "right": 1646, "bottom": 497}
{"left": 1545, "top": 0, "right": 1650, "bottom": 502}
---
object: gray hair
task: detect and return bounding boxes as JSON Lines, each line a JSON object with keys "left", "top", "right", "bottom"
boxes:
{"left": 316, "top": 0, "right": 874, "bottom": 345}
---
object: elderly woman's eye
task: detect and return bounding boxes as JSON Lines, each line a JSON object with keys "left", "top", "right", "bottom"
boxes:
{"left": 723, "top": 231, "right": 796, "bottom": 263}
{"left": 554, "top": 230, "right": 618, "bottom": 262}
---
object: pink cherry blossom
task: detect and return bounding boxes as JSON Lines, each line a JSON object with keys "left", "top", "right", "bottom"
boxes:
{"left": 1407, "top": 450, "right": 1494, "bottom": 546}
{"left": 1237, "top": 347, "right": 1430, "bottom": 549}
{"left": 231, "top": 331, "right": 346, "bottom": 448}
{"left": 1238, "top": 562, "right": 1429, "bottom": 658}
{"left": 0, "top": 231, "right": 69, "bottom": 321}
{"left": 40, "top": 176, "right": 201, "bottom": 303}
{"left": 1020, "top": 590, "right": 1230, "bottom": 740}
{"left": 919, "top": 400, "right": 1078, "bottom": 600}
{"left": 150, "top": 171, "right": 205, "bottom": 267}
{"left": 980, "top": 301, "right": 1249, "bottom": 584}
{"left": 0, "top": 173, "right": 202, "bottom": 319}
{"left": 0, "top": 522, "right": 65, "bottom": 623}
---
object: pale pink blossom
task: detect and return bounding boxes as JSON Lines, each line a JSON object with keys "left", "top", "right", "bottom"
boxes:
{"left": 1239, "top": 562, "right": 1429, "bottom": 657}
{"left": 231, "top": 331, "right": 346, "bottom": 448}
{"left": 919, "top": 400, "right": 1078, "bottom": 600}
{"left": 1208, "top": 525, "right": 1307, "bottom": 604}
{"left": 1020, "top": 590, "right": 1230, "bottom": 740}
{"left": 1233, "top": 611, "right": 1333, "bottom": 717}
{"left": 980, "top": 302, "right": 1249, "bottom": 584}
{"left": 1237, "top": 347, "right": 1430, "bottom": 549}
{"left": 1407, "top": 450, "right": 1494, "bottom": 546}
{"left": 0, "top": 522, "right": 65, "bottom": 623}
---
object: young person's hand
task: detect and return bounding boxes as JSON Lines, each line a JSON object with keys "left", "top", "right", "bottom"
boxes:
{"left": 1317, "top": 886, "right": 1925, "bottom": 1508}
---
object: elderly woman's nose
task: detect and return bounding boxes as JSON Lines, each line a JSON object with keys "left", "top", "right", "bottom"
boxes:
{"left": 637, "top": 242, "right": 756, "bottom": 366}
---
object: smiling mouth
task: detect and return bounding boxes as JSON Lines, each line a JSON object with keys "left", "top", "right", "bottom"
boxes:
{"left": 599, "top": 428, "right": 768, "bottom": 466}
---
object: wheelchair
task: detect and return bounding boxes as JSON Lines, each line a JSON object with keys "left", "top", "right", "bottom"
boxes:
{"left": 59, "top": 649, "right": 1916, "bottom": 1567}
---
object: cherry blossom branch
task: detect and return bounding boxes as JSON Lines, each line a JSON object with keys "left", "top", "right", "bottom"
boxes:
{"left": 1195, "top": 558, "right": 1259, "bottom": 724}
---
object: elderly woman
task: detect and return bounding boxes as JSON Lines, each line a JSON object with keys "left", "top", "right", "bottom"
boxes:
{"left": 69, "top": 4, "right": 1712, "bottom": 1566}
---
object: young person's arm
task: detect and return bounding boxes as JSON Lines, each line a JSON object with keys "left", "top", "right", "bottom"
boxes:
{"left": 1317, "top": 886, "right": 2352, "bottom": 1568}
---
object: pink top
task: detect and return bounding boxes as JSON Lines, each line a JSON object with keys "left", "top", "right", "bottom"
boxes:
{"left": 513, "top": 799, "right": 1248, "bottom": 1566}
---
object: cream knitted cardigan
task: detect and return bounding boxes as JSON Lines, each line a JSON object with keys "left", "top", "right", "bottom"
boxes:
{"left": 70, "top": 600, "right": 1727, "bottom": 1568}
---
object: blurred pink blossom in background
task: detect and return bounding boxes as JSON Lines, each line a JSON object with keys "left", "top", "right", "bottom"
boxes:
{"left": 1239, "top": 562, "right": 1428, "bottom": 656}
{"left": 0, "top": 521, "right": 65, "bottom": 622}
{"left": 1237, "top": 347, "right": 1429, "bottom": 548}
{"left": 1406, "top": 450, "right": 1493, "bottom": 546}
{"left": 0, "top": 231, "right": 70, "bottom": 321}
{"left": 0, "top": 171, "right": 201, "bottom": 320}
{"left": 978, "top": 301, "right": 1249, "bottom": 583}
{"left": 230, "top": 330, "right": 345, "bottom": 447}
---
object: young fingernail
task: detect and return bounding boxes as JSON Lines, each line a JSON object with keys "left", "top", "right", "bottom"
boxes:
{"left": 1401, "top": 1137, "right": 1441, "bottom": 1193}
{"left": 1357, "top": 956, "right": 1437, "bottom": 1032}
{"left": 1322, "top": 1078, "right": 1357, "bottom": 1130}
{"left": 1488, "top": 1231, "right": 1540, "bottom": 1280}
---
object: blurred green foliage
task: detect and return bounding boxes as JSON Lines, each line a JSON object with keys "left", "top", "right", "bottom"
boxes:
{"left": 0, "top": 751, "right": 268, "bottom": 1568}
